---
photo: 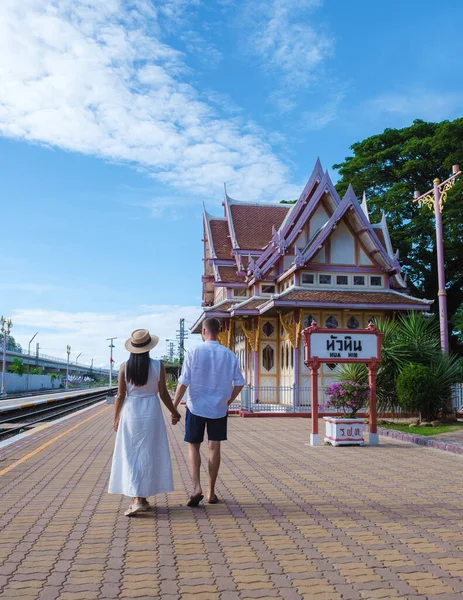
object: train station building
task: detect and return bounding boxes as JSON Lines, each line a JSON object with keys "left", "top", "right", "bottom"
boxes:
{"left": 192, "top": 159, "right": 432, "bottom": 402}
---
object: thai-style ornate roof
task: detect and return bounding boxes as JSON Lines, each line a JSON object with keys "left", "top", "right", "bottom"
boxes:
{"left": 226, "top": 198, "right": 290, "bottom": 251}
{"left": 275, "top": 288, "right": 432, "bottom": 308}
{"left": 217, "top": 266, "right": 246, "bottom": 283}
{"left": 198, "top": 159, "right": 420, "bottom": 311}
{"left": 208, "top": 218, "right": 232, "bottom": 260}
{"left": 230, "top": 297, "right": 268, "bottom": 314}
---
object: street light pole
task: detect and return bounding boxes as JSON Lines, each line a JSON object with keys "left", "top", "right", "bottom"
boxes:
{"left": 66, "top": 345, "right": 71, "bottom": 390}
{"left": 106, "top": 337, "right": 118, "bottom": 388}
{"left": 1, "top": 316, "right": 13, "bottom": 397}
{"left": 27, "top": 332, "right": 38, "bottom": 392}
{"left": 414, "top": 164, "right": 461, "bottom": 353}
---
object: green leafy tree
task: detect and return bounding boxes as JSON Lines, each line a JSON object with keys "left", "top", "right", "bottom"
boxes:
{"left": 8, "top": 358, "right": 26, "bottom": 376}
{"left": 0, "top": 333, "right": 22, "bottom": 353}
{"left": 333, "top": 118, "right": 463, "bottom": 354}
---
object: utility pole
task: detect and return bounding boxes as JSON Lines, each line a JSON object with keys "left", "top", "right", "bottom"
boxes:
{"left": 66, "top": 345, "right": 71, "bottom": 390}
{"left": 176, "top": 318, "right": 188, "bottom": 365}
{"left": 106, "top": 337, "right": 117, "bottom": 388}
{"left": 27, "top": 332, "right": 38, "bottom": 392}
{"left": 413, "top": 164, "right": 461, "bottom": 353}
{"left": 1, "top": 316, "right": 13, "bottom": 397}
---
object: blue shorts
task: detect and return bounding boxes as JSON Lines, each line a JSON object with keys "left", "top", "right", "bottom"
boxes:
{"left": 184, "top": 407, "right": 228, "bottom": 444}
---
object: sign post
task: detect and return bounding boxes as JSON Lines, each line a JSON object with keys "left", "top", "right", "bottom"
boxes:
{"left": 302, "top": 321, "right": 383, "bottom": 447}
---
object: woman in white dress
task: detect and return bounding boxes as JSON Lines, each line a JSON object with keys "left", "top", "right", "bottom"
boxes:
{"left": 108, "top": 329, "right": 181, "bottom": 516}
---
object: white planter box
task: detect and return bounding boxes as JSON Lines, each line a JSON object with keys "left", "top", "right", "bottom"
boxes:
{"left": 323, "top": 417, "right": 364, "bottom": 446}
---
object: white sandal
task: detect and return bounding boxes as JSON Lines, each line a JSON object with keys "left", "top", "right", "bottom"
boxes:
{"left": 124, "top": 502, "right": 146, "bottom": 516}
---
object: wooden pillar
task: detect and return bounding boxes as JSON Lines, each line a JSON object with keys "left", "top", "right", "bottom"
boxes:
{"left": 309, "top": 358, "right": 320, "bottom": 446}
{"left": 368, "top": 359, "right": 379, "bottom": 446}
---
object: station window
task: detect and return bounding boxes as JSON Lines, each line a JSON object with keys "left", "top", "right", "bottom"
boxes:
{"left": 262, "top": 345, "right": 275, "bottom": 372}
{"left": 262, "top": 321, "right": 275, "bottom": 337}
{"left": 353, "top": 275, "right": 366, "bottom": 286}
{"left": 370, "top": 276, "right": 383, "bottom": 287}
{"left": 303, "top": 314, "right": 315, "bottom": 328}
{"left": 301, "top": 273, "right": 315, "bottom": 285}
{"left": 325, "top": 315, "right": 338, "bottom": 329}
{"left": 261, "top": 284, "right": 276, "bottom": 294}
{"left": 347, "top": 316, "right": 360, "bottom": 329}
{"left": 319, "top": 274, "right": 332, "bottom": 285}
{"left": 336, "top": 275, "right": 349, "bottom": 286}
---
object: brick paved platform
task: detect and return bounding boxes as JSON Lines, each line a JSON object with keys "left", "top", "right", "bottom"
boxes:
{"left": 1, "top": 403, "right": 463, "bottom": 600}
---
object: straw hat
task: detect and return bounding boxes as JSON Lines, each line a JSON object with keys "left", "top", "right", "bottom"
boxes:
{"left": 125, "top": 329, "right": 159, "bottom": 354}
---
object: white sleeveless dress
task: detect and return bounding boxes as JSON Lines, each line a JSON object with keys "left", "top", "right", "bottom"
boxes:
{"left": 108, "top": 359, "right": 174, "bottom": 497}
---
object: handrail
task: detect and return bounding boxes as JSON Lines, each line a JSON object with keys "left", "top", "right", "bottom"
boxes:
{"left": 0, "top": 349, "right": 111, "bottom": 372}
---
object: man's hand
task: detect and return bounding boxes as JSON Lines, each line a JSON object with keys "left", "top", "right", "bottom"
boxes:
{"left": 171, "top": 410, "right": 181, "bottom": 425}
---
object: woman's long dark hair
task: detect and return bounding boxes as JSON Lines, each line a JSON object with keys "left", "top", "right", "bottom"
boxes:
{"left": 126, "top": 352, "right": 150, "bottom": 387}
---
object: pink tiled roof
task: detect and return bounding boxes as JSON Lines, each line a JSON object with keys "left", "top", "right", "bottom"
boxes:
{"left": 232, "top": 297, "right": 268, "bottom": 311}
{"left": 278, "top": 289, "right": 431, "bottom": 306}
{"left": 206, "top": 301, "right": 238, "bottom": 313}
{"left": 230, "top": 205, "right": 290, "bottom": 250}
{"left": 217, "top": 266, "right": 246, "bottom": 283}
{"left": 210, "top": 220, "right": 232, "bottom": 259}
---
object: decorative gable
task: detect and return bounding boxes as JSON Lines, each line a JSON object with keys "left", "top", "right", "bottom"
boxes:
{"left": 329, "top": 221, "right": 355, "bottom": 265}
{"left": 359, "top": 247, "right": 374, "bottom": 266}
{"left": 308, "top": 205, "right": 330, "bottom": 241}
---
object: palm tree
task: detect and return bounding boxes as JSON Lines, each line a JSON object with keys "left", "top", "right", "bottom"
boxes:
{"left": 336, "top": 312, "right": 462, "bottom": 416}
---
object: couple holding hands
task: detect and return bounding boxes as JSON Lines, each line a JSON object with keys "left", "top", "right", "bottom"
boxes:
{"left": 108, "top": 318, "right": 245, "bottom": 515}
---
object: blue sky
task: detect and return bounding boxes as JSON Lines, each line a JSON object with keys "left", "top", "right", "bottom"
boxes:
{"left": 1, "top": 0, "right": 462, "bottom": 367}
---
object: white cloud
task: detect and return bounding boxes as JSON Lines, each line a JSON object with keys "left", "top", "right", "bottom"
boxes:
{"left": 366, "top": 88, "right": 463, "bottom": 122}
{"left": 303, "top": 90, "right": 345, "bottom": 130}
{"left": 0, "top": 0, "right": 298, "bottom": 202}
{"left": 11, "top": 305, "right": 202, "bottom": 369}
{"left": 246, "top": 0, "right": 333, "bottom": 87}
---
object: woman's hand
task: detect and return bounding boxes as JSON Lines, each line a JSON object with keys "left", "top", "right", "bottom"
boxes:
{"left": 171, "top": 410, "right": 181, "bottom": 425}
{"left": 114, "top": 416, "right": 120, "bottom": 432}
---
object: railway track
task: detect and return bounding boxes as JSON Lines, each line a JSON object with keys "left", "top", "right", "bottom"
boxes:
{"left": 0, "top": 389, "right": 115, "bottom": 441}
{"left": 1, "top": 386, "right": 96, "bottom": 401}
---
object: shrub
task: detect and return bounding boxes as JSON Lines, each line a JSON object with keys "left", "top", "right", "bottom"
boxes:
{"left": 396, "top": 363, "right": 436, "bottom": 421}
{"left": 335, "top": 312, "right": 462, "bottom": 416}
{"left": 324, "top": 381, "right": 370, "bottom": 418}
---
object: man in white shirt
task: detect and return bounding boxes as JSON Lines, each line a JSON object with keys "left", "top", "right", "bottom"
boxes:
{"left": 173, "top": 317, "right": 245, "bottom": 506}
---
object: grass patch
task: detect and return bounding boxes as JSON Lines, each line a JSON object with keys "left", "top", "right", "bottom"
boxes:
{"left": 380, "top": 422, "right": 463, "bottom": 436}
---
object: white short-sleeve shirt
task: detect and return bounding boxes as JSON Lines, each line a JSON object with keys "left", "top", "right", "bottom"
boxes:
{"left": 179, "top": 341, "right": 245, "bottom": 419}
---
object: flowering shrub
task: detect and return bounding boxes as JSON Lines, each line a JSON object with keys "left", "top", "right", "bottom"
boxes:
{"left": 324, "top": 381, "right": 370, "bottom": 418}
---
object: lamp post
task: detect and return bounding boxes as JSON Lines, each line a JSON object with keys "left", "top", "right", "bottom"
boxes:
{"left": 106, "top": 337, "right": 117, "bottom": 388}
{"left": 27, "top": 332, "right": 38, "bottom": 392}
{"left": 413, "top": 164, "right": 461, "bottom": 353}
{"left": 66, "top": 345, "right": 71, "bottom": 390}
{"left": 1, "top": 316, "right": 13, "bottom": 397}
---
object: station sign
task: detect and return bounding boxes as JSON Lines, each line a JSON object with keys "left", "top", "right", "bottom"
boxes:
{"left": 309, "top": 331, "right": 379, "bottom": 361}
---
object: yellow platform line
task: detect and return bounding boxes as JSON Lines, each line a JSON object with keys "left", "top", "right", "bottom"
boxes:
{"left": 0, "top": 406, "right": 111, "bottom": 477}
